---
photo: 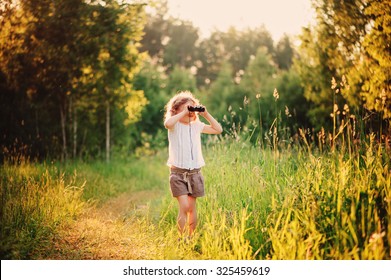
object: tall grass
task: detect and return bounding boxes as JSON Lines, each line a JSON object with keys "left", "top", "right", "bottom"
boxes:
{"left": 0, "top": 154, "right": 167, "bottom": 259}
{"left": 154, "top": 132, "right": 390, "bottom": 259}
{"left": 1, "top": 135, "right": 390, "bottom": 259}
{"left": 1, "top": 81, "right": 390, "bottom": 259}
{"left": 0, "top": 162, "right": 86, "bottom": 258}
{"left": 154, "top": 81, "right": 390, "bottom": 259}
{"left": 266, "top": 136, "right": 390, "bottom": 259}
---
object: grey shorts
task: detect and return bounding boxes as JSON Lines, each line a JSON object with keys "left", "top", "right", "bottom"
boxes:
{"left": 169, "top": 167, "right": 205, "bottom": 197}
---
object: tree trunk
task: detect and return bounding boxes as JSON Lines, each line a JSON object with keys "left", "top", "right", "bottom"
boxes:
{"left": 73, "top": 103, "right": 77, "bottom": 159}
{"left": 105, "top": 100, "right": 110, "bottom": 163}
{"left": 60, "top": 104, "right": 67, "bottom": 162}
{"left": 69, "top": 95, "right": 77, "bottom": 159}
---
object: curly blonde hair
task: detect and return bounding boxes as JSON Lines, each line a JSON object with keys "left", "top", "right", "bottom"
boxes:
{"left": 164, "top": 91, "right": 200, "bottom": 121}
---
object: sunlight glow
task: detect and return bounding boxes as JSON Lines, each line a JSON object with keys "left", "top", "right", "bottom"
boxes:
{"left": 167, "top": 0, "right": 315, "bottom": 40}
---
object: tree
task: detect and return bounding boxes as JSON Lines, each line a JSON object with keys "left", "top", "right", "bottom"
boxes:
{"left": 139, "top": 0, "right": 170, "bottom": 59}
{"left": 132, "top": 57, "right": 170, "bottom": 148}
{"left": 361, "top": 1, "right": 391, "bottom": 119}
{"left": 195, "top": 27, "right": 275, "bottom": 88}
{"left": 0, "top": 0, "right": 147, "bottom": 161}
{"left": 163, "top": 20, "right": 199, "bottom": 71}
{"left": 294, "top": 26, "right": 339, "bottom": 130}
{"left": 240, "top": 47, "right": 278, "bottom": 118}
{"left": 296, "top": 0, "right": 390, "bottom": 134}
{"left": 205, "top": 61, "right": 238, "bottom": 122}
{"left": 166, "top": 64, "right": 197, "bottom": 95}
{"left": 0, "top": 0, "right": 93, "bottom": 161}
{"left": 275, "top": 68, "right": 310, "bottom": 132}
{"left": 274, "top": 34, "right": 294, "bottom": 70}
{"left": 88, "top": 1, "right": 146, "bottom": 162}
{"left": 194, "top": 31, "right": 227, "bottom": 87}
{"left": 224, "top": 26, "right": 275, "bottom": 77}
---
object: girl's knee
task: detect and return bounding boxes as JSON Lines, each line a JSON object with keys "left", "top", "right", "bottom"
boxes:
{"left": 177, "top": 195, "right": 197, "bottom": 214}
{"left": 179, "top": 202, "right": 190, "bottom": 213}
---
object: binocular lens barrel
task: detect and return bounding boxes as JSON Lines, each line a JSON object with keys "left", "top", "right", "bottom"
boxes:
{"left": 188, "top": 105, "right": 205, "bottom": 112}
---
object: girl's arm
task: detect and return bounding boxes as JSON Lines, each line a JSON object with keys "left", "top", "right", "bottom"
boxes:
{"left": 200, "top": 109, "right": 223, "bottom": 134}
{"left": 164, "top": 109, "right": 188, "bottom": 130}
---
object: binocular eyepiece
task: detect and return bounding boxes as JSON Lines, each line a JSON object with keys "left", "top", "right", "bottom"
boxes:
{"left": 188, "top": 105, "right": 205, "bottom": 112}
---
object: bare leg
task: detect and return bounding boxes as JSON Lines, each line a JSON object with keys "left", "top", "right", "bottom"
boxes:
{"left": 176, "top": 195, "right": 190, "bottom": 235}
{"left": 187, "top": 196, "right": 197, "bottom": 236}
{"left": 176, "top": 195, "right": 197, "bottom": 236}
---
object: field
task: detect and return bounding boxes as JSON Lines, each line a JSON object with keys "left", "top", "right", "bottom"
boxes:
{"left": 1, "top": 135, "right": 390, "bottom": 260}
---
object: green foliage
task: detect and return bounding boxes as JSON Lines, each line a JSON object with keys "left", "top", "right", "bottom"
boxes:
{"left": 139, "top": 0, "right": 170, "bottom": 58}
{"left": 274, "top": 35, "right": 295, "bottom": 70}
{"left": 241, "top": 47, "right": 277, "bottom": 99}
{"left": 294, "top": 26, "right": 341, "bottom": 131}
{"left": 166, "top": 64, "right": 197, "bottom": 94}
{"left": 275, "top": 68, "right": 310, "bottom": 131}
{"left": 132, "top": 59, "right": 169, "bottom": 148}
{"left": 2, "top": 0, "right": 390, "bottom": 163}
{"left": 0, "top": 0, "right": 147, "bottom": 161}
{"left": 1, "top": 0, "right": 391, "bottom": 259}
{"left": 163, "top": 21, "right": 199, "bottom": 71}
{"left": 239, "top": 47, "right": 278, "bottom": 131}
{"left": 205, "top": 62, "right": 238, "bottom": 120}
{"left": 194, "top": 27, "right": 275, "bottom": 88}
{"left": 361, "top": 0, "right": 391, "bottom": 119}
{"left": 296, "top": 0, "right": 391, "bottom": 133}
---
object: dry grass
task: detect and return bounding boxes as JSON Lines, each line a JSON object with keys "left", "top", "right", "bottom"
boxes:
{"left": 47, "top": 190, "right": 162, "bottom": 260}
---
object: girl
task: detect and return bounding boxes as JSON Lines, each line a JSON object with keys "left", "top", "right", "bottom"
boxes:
{"left": 164, "top": 91, "right": 222, "bottom": 237}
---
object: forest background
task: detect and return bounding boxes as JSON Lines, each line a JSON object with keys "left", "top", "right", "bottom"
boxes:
{"left": 1, "top": 0, "right": 390, "bottom": 162}
{"left": 1, "top": 0, "right": 391, "bottom": 261}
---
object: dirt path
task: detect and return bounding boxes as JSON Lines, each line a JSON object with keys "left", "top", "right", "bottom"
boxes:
{"left": 49, "top": 189, "right": 165, "bottom": 259}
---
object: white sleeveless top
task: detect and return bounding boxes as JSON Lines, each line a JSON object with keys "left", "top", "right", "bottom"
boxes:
{"left": 167, "top": 120, "right": 205, "bottom": 169}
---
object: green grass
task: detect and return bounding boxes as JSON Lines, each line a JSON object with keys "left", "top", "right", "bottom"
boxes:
{"left": 1, "top": 136, "right": 390, "bottom": 259}
{"left": 0, "top": 153, "right": 167, "bottom": 259}
{"left": 157, "top": 137, "right": 390, "bottom": 259}
{"left": 0, "top": 162, "right": 86, "bottom": 258}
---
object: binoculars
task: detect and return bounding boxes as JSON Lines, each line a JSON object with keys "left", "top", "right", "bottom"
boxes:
{"left": 188, "top": 105, "right": 205, "bottom": 112}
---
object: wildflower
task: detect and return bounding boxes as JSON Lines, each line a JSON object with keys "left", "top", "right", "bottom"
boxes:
{"left": 318, "top": 127, "right": 325, "bottom": 144}
{"left": 273, "top": 88, "right": 279, "bottom": 100}
{"left": 328, "top": 132, "right": 333, "bottom": 142}
{"left": 331, "top": 77, "right": 337, "bottom": 89}
{"left": 343, "top": 104, "right": 349, "bottom": 115}
{"left": 369, "top": 231, "right": 385, "bottom": 250}
{"left": 243, "top": 96, "right": 249, "bottom": 106}
{"left": 330, "top": 104, "right": 340, "bottom": 118}
{"left": 334, "top": 104, "right": 339, "bottom": 113}
{"left": 256, "top": 93, "right": 261, "bottom": 99}
{"left": 369, "top": 232, "right": 385, "bottom": 243}
{"left": 285, "top": 106, "right": 292, "bottom": 117}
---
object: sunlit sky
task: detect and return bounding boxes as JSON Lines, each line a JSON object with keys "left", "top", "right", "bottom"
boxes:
{"left": 166, "top": 0, "right": 316, "bottom": 41}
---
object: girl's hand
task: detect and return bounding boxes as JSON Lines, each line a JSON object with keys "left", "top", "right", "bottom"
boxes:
{"left": 198, "top": 105, "right": 208, "bottom": 118}
{"left": 183, "top": 101, "right": 193, "bottom": 114}
{"left": 199, "top": 106, "right": 223, "bottom": 134}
